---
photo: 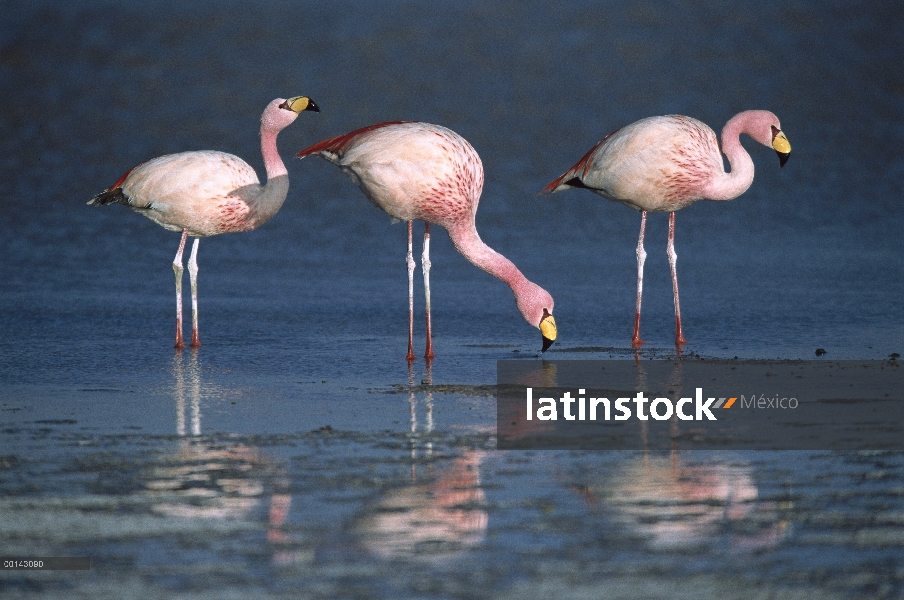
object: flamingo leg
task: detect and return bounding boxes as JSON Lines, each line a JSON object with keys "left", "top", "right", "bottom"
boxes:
{"left": 188, "top": 238, "right": 201, "bottom": 348}
{"left": 667, "top": 212, "right": 686, "bottom": 346}
{"left": 422, "top": 222, "right": 434, "bottom": 360}
{"left": 632, "top": 211, "right": 647, "bottom": 347}
{"left": 406, "top": 220, "right": 416, "bottom": 361}
{"left": 172, "top": 230, "right": 188, "bottom": 349}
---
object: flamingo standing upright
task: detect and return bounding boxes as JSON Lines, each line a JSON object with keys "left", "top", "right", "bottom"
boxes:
{"left": 89, "top": 96, "right": 320, "bottom": 348}
{"left": 296, "top": 122, "right": 557, "bottom": 360}
{"left": 541, "top": 110, "right": 791, "bottom": 348}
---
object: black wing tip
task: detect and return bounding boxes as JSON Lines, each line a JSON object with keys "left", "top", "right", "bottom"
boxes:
{"left": 88, "top": 188, "right": 128, "bottom": 206}
{"left": 563, "top": 177, "right": 589, "bottom": 189}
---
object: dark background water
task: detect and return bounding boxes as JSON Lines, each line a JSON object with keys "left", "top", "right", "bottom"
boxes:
{"left": 1, "top": 1, "right": 903, "bottom": 598}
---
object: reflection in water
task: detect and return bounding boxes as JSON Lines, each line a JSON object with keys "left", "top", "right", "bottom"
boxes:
{"left": 499, "top": 361, "right": 560, "bottom": 441}
{"left": 142, "top": 351, "right": 292, "bottom": 544}
{"left": 633, "top": 359, "right": 685, "bottom": 450}
{"left": 576, "top": 453, "right": 789, "bottom": 550}
{"left": 357, "top": 449, "right": 487, "bottom": 562}
{"left": 355, "top": 363, "right": 488, "bottom": 562}
{"left": 408, "top": 361, "right": 434, "bottom": 472}
{"left": 579, "top": 364, "right": 788, "bottom": 548}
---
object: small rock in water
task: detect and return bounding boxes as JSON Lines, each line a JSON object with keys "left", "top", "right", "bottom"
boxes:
{"left": 815, "top": 348, "right": 827, "bottom": 356}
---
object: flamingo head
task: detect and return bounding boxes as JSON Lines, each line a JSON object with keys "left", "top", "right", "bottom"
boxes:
{"left": 516, "top": 282, "right": 556, "bottom": 352}
{"left": 738, "top": 110, "right": 791, "bottom": 167}
{"left": 262, "top": 96, "right": 319, "bottom": 133}
{"left": 770, "top": 125, "right": 791, "bottom": 167}
{"left": 540, "top": 309, "right": 557, "bottom": 352}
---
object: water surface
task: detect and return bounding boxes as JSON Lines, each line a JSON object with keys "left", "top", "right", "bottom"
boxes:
{"left": 1, "top": 1, "right": 902, "bottom": 597}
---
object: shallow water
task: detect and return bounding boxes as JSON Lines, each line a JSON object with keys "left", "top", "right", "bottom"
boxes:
{"left": 1, "top": 0, "right": 903, "bottom": 597}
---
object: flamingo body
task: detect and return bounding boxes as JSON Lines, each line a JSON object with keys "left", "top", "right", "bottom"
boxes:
{"left": 300, "top": 122, "right": 481, "bottom": 226}
{"left": 542, "top": 110, "right": 791, "bottom": 347}
{"left": 90, "top": 96, "right": 319, "bottom": 348}
{"left": 298, "top": 121, "right": 556, "bottom": 357}
{"left": 94, "top": 150, "right": 272, "bottom": 236}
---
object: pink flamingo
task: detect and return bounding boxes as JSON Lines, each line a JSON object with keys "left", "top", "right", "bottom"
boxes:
{"left": 296, "top": 122, "right": 557, "bottom": 360}
{"left": 541, "top": 110, "right": 791, "bottom": 347}
{"left": 89, "top": 96, "right": 319, "bottom": 348}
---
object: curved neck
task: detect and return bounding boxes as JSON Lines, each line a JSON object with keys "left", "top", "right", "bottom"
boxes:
{"left": 261, "top": 129, "right": 287, "bottom": 180}
{"left": 447, "top": 220, "right": 528, "bottom": 293}
{"left": 710, "top": 116, "right": 756, "bottom": 201}
{"left": 248, "top": 129, "right": 290, "bottom": 227}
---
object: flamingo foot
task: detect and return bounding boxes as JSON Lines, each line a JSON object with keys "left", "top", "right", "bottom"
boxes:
{"left": 175, "top": 324, "right": 185, "bottom": 349}
{"left": 675, "top": 311, "right": 686, "bottom": 347}
{"left": 631, "top": 313, "right": 644, "bottom": 348}
{"left": 190, "top": 330, "right": 201, "bottom": 348}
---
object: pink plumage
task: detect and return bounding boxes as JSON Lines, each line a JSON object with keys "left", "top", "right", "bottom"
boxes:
{"left": 90, "top": 96, "right": 319, "bottom": 348}
{"left": 298, "top": 121, "right": 557, "bottom": 359}
{"left": 296, "top": 121, "right": 408, "bottom": 160}
{"left": 542, "top": 110, "right": 791, "bottom": 348}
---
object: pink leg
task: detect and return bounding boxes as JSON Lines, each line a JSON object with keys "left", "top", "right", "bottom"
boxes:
{"left": 188, "top": 238, "right": 201, "bottom": 348}
{"left": 632, "top": 211, "right": 647, "bottom": 348}
{"left": 422, "top": 222, "right": 434, "bottom": 360}
{"left": 667, "top": 212, "right": 686, "bottom": 346}
{"left": 406, "top": 221, "right": 416, "bottom": 362}
{"left": 172, "top": 230, "right": 188, "bottom": 349}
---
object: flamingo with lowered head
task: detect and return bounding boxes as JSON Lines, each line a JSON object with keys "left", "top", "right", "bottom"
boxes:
{"left": 541, "top": 110, "right": 791, "bottom": 348}
{"left": 89, "top": 96, "right": 320, "bottom": 348}
{"left": 296, "top": 121, "right": 557, "bottom": 360}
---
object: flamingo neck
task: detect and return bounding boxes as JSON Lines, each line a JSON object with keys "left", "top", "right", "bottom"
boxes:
{"left": 248, "top": 129, "right": 290, "bottom": 227}
{"left": 261, "top": 129, "right": 288, "bottom": 180}
{"left": 447, "top": 220, "right": 531, "bottom": 309}
{"left": 708, "top": 114, "right": 756, "bottom": 201}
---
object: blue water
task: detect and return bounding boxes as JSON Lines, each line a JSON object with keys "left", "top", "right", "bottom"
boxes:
{"left": 1, "top": 1, "right": 903, "bottom": 597}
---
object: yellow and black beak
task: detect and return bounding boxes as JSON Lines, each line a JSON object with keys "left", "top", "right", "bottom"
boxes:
{"left": 771, "top": 126, "right": 791, "bottom": 167}
{"left": 280, "top": 96, "right": 320, "bottom": 113}
{"left": 539, "top": 309, "right": 557, "bottom": 352}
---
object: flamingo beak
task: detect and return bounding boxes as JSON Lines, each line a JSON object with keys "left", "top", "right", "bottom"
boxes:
{"left": 771, "top": 130, "right": 791, "bottom": 167}
{"left": 539, "top": 311, "right": 557, "bottom": 352}
{"left": 280, "top": 96, "right": 320, "bottom": 113}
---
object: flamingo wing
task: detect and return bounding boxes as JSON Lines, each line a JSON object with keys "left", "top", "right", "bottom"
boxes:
{"left": 88, "top": 160, "right": 150, "bottom": 206}
{"left": 296, "top": 121, "right": 410, "bottom": 161}
{"left": 90, "top": 151, "right": 262, "bottom": 235}
{"left": 540, "top": 127, "right": 622, "bottom": 195}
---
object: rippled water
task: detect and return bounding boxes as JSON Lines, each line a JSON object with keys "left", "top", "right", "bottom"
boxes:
{"left": 1, "top": 0, "right": 903, "bottom": 598}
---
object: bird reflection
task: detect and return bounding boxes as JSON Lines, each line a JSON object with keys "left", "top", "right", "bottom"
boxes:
{"left": 354, "top": 363, "right": 488, "bottom": 562}
{"left": 498, "top": 360, "right": 560, "bottom": 442}
{"left": 573, "top": 360, "right": 788, "bottom": 549}
{"left": 142, "top": 351, "right": 291, "bottom": 543}
{"left": 575, "top": 453, "right": 788, "bottom": 550}
{"left": 357, "top": 449, "right": 487, "bottom": 562}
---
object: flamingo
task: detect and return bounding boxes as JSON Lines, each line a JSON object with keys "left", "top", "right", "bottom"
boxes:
{"left": 296, "top": 121, "right": 557, "bottom": 360}
{"left": 541, "top": 110, "right": 791, "bottom": 348}
{"left": 89, "top": 96, "right": 320, "bottom": 348}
